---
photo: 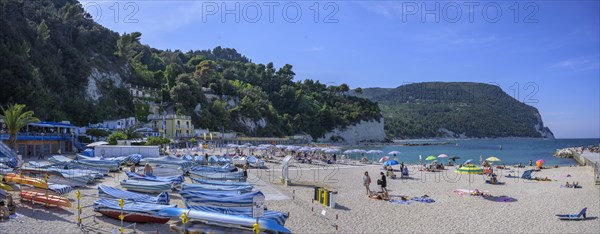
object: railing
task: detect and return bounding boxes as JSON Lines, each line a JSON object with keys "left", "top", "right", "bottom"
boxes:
{"left": 0, "top": 133, "right": 73, "bottom": 141}
{"left": 595, "top": 161, "right": 600, "bottom": 183}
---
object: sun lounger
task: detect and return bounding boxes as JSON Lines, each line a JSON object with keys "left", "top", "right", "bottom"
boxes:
{"left": 556, "top": 208, "right": 587, "bottom": 220}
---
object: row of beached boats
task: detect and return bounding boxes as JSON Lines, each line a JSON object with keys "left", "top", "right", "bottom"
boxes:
{"left": 2, "top": 152, "right": 286, "bottom": 233}
{"left": 91, "top": 162, "right": 289, "bottom": 233}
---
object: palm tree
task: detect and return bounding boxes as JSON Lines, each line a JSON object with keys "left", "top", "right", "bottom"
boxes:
{"left": 0, "top": 104, "right": 40, "bottom": 149}
{"left": 122, "top": 125, "right": 141, "bottom": 140}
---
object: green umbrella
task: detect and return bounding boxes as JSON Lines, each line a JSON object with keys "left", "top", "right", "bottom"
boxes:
{"left": 454, "top": 164, "right": 484, "bottom": 191}
{"left": 425, "top": 156, "right": 437, "bottom": 161}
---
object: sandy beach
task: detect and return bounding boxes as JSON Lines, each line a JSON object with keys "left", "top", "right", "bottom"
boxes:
{"left": 1, "top": 152, "right": 599, "bottom": 234}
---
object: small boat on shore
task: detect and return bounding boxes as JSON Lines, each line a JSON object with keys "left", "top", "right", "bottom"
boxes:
{"left": 93, "top": 199, "right": 175, "bottom": 223}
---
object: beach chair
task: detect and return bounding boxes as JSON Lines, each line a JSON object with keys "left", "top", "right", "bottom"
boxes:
{"left": 521, "top": 170, "right": 533, "bottom": 180}
{"left": 556, "top": 208, "right": 587, "bottom": 220}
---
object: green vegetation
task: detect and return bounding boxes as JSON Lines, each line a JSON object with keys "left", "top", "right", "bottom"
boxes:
{"left": 107, "top": 131, "right": 127, "bottom": 145}
{"left": 85, "top": 128, "right": 110, "bottom": 141}
{"left": 0, "top": 104, "right": 40, "bottom": 149}
{"left": 353, "top": 82, "right": 553, "bottom": 139}
{"left": 145, "top": 136, "right": 170, "bottom": 146}
{"left": 0, "top": 0, "right": 381, "bottom": 139}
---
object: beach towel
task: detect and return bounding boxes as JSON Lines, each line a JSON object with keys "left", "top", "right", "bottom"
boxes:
{"left": 485, "top": 180, "right": 505, "bottom": 185}
{"left": 560, "top": 185, "right": 582, "bottom": 189}
{"left": 389, "top": 199, "right": 412, "bottom": 205}
{"left": 454, "top": 189, "right": 490, "bottom": 197}
{"left": 483, "top": 196, "right": 517, "bottom": 202}
{"left": 556, "top": 208, "right": 587, "bottom": 220}
{"left": 411, "top": 196, "right": 435, "bottom": 203}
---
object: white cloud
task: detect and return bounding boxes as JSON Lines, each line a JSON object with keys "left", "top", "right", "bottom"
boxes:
{"left": 548, "top": 56, "right": 600, "bottom": 72}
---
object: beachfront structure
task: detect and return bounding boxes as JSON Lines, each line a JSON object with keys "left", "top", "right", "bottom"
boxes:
{"left": 126, "top": 83, "right": 160, "bottom": 100}
{"left": 148, "top": 114, "right": 194, "bottom": 139}
{"left": 0, "top": 121, "right": 79, "bottom": 157}
{"left": 94, "top": 145, "right": 159, "bottom": 158}
{"left": 89, "top": 117, "right": 136, "bottom": 131}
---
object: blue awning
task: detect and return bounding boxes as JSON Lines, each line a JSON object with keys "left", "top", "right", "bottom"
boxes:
{"left": 28, "top": 121, "right": 76, "bottom": 128}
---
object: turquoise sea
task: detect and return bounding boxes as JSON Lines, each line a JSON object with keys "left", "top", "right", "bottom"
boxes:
{"left": 352, "top": 138, "right": 599, "bottom": 166}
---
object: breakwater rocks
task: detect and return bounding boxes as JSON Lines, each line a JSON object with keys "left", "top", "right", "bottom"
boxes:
{"left": 554, "top": 147, "right": 581, "bottom": 158}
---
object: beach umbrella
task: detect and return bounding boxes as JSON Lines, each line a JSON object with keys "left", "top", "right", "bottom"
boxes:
{"left": 465, "top": 159, "right": 473, "bottom": 164}
{"left": 383, "top": 160, "right": 399, "bottom": 167}
{"left": 425, "top": 156, "right": 437, "bottom": 161}
{"left": 366, "top": 150, "right": 383, "bottom": 161}
{"left": 536, "top": 159, "right": 544, "bottom": 168}
{"left": 486, "top": 157, "right": 501, "bottom": 162}
{"left": 454, "top": 164, "right": 484, "bottom": 191}
{"left": 379, "top": 156, "right": 390, "bottom": 163}
{"left": 438, "top": 154, "right": 448, "bottom": 164}
{"left": 388, "top": 151, "right": 401, "bottom": 156}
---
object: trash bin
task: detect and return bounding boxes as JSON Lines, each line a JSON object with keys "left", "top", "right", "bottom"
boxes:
{"left": 313, "top": 187, "right": 320, "bottom": 201}
{"left": 328, "top": 191, "right": 337, "bottom": 208}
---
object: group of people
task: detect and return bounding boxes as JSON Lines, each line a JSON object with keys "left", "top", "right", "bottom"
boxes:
{"left": 362, "top": 171, "right": 390, "bottom": 200}
{"left": 564, "top": 181, "right": 580, "bottom": 188}
{"left": 130, "top": 163, "right": 154, "bottom": 176}
{"left": 0, "top": 193, "right": 16, "bottom": 221}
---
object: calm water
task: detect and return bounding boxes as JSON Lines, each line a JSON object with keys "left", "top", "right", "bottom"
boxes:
{"left": 351, "top": 139, "right": 599, "bottom": 165}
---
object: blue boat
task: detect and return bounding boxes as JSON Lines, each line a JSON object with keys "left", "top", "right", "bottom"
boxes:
{"left": 191, "top": 177, "right": 251, "bottom": 187}
{"left": 120, "top": 180, "right": 172, "bottom": 193}
{"left": 189, "top": 170, "right": 246, "bottom": 182}
{"left": 157, "top": 207, "right": 290, "bottom": 233}
{"left": 98, "top": 185, "right": 169, "bottom": 205}
{"left": 180, "top": 190, "right": 263, "bottom": 207}
{"left": 187, "top": 205, "right": 289, "bottom": 226}
{"left": 181, "top": 183, "right": 253, "bottom": 193}
{"left": 125, "top": 171, "right": 184, "bottom": 184}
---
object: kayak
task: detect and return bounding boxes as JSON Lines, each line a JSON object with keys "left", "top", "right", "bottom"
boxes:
{"left": 0, "top": 183, "right": 14, "bottom": 191}
{"left": 5, "top": 173, "right": 48, "bottom": 189}
{"left": 157, "top": 207, "right": 290, "bottom": 233}
{"left": 19, "top": 190, "right": 71, "bottom": 208}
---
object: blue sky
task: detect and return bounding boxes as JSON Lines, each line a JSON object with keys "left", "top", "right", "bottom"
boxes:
{"left": 80, "top": 1, "right": 599, "bottom": 138}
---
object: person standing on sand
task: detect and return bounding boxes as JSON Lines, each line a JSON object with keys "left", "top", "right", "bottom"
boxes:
{"left": 363, "top": 171, "right": 371, "bottom": 195}
{"left": 529, "top": 160, "right": 533, "bottom": 167}
{"left": 380, "top": 172, "right": 387, "bottom": 193}
{"left": 6, "top": 194, "right": 15, "bottom": 216}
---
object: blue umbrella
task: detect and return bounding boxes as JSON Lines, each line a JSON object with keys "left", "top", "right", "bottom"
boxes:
{"left": 383, "top": 160, "right": 399, "bottom": 167}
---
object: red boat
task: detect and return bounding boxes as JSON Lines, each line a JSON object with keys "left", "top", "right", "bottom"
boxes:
{"left": 96, "top": 209, "right": 170, "bottom": 223}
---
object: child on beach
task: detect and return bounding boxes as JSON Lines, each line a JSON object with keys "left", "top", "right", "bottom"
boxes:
{"left": 363, "top": 171, "right": 371, "bottom": 195}
{"left": 144, "top": 163, "right": 153, "bottom": 176}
